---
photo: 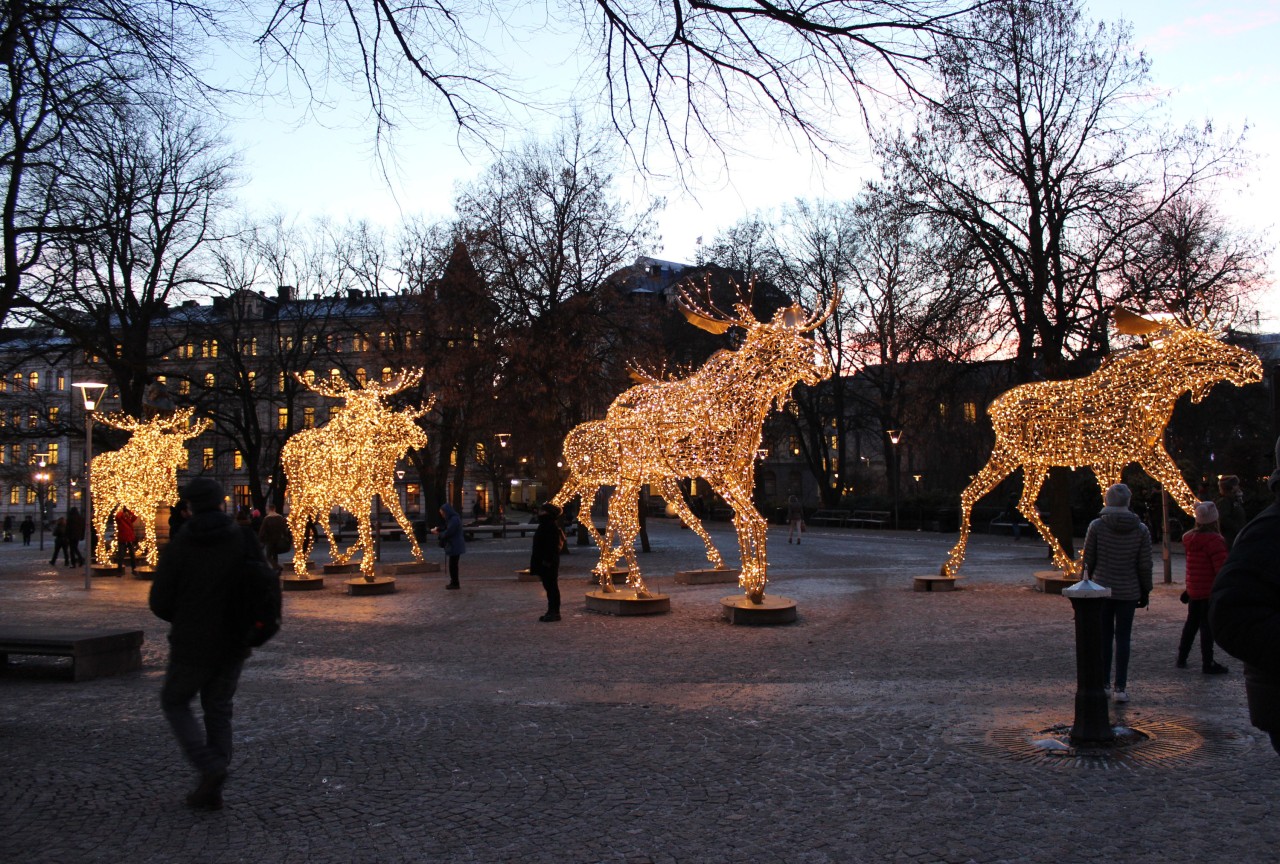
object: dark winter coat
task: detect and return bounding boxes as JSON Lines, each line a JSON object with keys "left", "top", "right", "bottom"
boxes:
{"left": 1211, "top": 500, "right": 1280, "bottom": 733}
{"left": 1082, "top": 505, "right": 1153, "bottom": 602}
{"left": 529, "top": 513, "right": 562, "bottom": 578}
{"left": 149, "top": 509, "right": 266, "bottom": 665}
{"left": 438, "top": 504, "right": 465, "bottom": 557}
{"left": 1182, "top": 529, "right": 1228, "bottom": 601}
{"left": 1215, "top": 493, "right": 1248, "bottom": 549}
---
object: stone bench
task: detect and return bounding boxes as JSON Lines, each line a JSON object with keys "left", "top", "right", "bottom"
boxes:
{"left": 0, "top": 626, "right": 144, "bottom": 681}
{"left": 808, "top": 510, "right": 850, "bottom": 527}
{"left": 462, "top": 523, "right": 536, "bottom": 541}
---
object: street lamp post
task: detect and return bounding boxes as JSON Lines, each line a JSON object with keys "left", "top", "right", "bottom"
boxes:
{"left": 33, "top": 453, "right": 51, "bottom": 551}
{"left": 886, "top": 430, "right": 902, "bottom": 530}
{"left": 495, "top": 433, "right": 510, "bottom": 517}
{"left": 913, "top": 474, "right": 923, "bottom": 532}
{"left": 74, "top": 382, "right": 108, "bottom": 590}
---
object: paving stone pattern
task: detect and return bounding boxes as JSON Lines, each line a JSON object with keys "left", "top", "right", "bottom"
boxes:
{"left": 1, "top": 522, "right": 1277, "bottom": 863}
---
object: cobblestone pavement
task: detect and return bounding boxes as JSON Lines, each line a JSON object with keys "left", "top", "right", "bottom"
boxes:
{"left": 2, "top": 521, "right": 1276, "bottom": 863}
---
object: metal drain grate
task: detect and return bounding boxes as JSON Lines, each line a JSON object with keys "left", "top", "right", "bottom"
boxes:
{"left": 975, "top": 713, "right": 1240, "bottom": 769}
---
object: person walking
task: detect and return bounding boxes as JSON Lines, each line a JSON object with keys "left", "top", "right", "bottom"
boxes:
{"left": 786, "top": 495, "right": 806, "bottom": 544}
{"left": 115, "top": 507, "right": 138, "bottom": 573}
{"left": 1178, "top": 501, "right": 1230, "bottom": 674}
{"left": 149, "top": 477, "right": 273, "bottom": 810}
{"left": 1211, "top": 437, "right": 1280, "bottom": 754}
{"left": 19, "top": 515, "right": 34, "bottom": 546}
{"left": 66, "top": 507, "right": 85, "bottom": 567}
{"left": 49, "top": 516, "right": 69, "bottom": 566}
{"left": 1082, "top": 483, "right": 1153, "bottom": 704}
{"left": 432, "top": 503, "right": 465, "bottom": 589}
{"left": 530, "top": 502, "right": 565, "bottom": 621}
{"left": 1215, "top": 474, "right": 1247, "bottom": 549}
{"left": 258, "top": 505, "right": 290, "bottom": 573}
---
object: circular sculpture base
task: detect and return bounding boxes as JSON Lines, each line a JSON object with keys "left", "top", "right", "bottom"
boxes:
{"left": 720, "top": 595, "right": 797, "bottom": 625}
{"left": 1035, "top": 570, "right": 1079, "bottom": 594}
{"left": 381, "top": 560, "right": 440, "bottom": 576}
{"left": 346, "top": 576, "right": 396, "bottom": 595}
{"left": 91, "top": 564, "right": 122, "bottom": 578}
{"left": 584, "top": 589, "right": 671, "bottom": 616}
{"left": 132, "top": 566, "right": 156, "bottom": 581}
{"left": 675, "top": 567, "right": 740, "bottom": 585}
{"left": 913, "top": 575, "right": 958, "bottom": 592}
{"left": 323, "top": 562, "right": 361, "bottom": 575}
{"left": 590, "top": 568, "right": 628, "bottom": 587}
{"left": 282, "top": 575, "right": 325, "bottom": 591}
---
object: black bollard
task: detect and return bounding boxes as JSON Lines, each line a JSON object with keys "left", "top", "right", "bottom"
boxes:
{"left": 1063, "top": 579, "right": 1115, "bottom": 745}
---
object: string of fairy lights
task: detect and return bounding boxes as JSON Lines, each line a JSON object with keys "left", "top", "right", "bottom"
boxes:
{"left": 90, "top": 408, "right": 211, "bottom": 568}
{"left": 281, "top": 368, "right": 432, "bottom": 580}
{"left": 554, "top": 284, "right": 836, "bottom": 603}
{"left": 942, "top": 310, "right": 1263, "bottom": 578}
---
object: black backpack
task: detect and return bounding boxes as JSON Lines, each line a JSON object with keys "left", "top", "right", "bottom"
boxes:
{"left": 237, "top": 530, "right": 282, "bottom": 648}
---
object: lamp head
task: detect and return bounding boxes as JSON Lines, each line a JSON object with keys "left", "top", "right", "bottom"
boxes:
{"left": 73, "top": 382, "right": 109, "bottom": 411}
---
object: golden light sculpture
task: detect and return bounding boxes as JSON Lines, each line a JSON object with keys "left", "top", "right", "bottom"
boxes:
{"left": 553, "top": 285, "right": 837, "bottom": 603}
{"left": 942, "top": 309, "right": 1263, "bottom": 578}
{"left": 282, "top": 369, "right": 432, "bottom": 580}
{"left": 90, "top": 408, "right": 211, "bottom": 568}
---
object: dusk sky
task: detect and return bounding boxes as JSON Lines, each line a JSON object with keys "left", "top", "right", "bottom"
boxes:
{"left": 224, "top": 0, "right": 1279, "bottom": 325}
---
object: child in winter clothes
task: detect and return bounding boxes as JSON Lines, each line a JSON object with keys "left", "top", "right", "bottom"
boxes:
{"left": 1180, "top": 501, "right": 1230, "bottom": 674}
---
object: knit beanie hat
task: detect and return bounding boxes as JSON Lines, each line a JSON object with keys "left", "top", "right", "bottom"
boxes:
{"left": 183, "top": 477, "right": 224, "bottom": 513}
{"left": 1194, "top": 501, "right": 1219, "bottom": 525}
{"left": 1103, "top": 483, "right": 1132, "bottom": 508}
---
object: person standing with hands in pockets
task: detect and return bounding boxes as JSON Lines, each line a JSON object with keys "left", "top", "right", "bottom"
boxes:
{"left": 1083, "top": 483, "right": 1153, "bottom": 705}
{"left": 530, "top": 502, "right": 565, "bottom": 622}
{"left": 1178, "top": 501, "right": 1230, "bottom": 674}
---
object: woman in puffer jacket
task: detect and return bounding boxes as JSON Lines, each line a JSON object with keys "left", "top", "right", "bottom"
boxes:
{"left": 1179, "top": 501, "right": 1230, "bottom": 674}
{"left": 1082, "top": 483, "right": 1153, "bottom": 705}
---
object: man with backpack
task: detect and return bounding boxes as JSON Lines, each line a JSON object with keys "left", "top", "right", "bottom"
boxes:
{"left": 149, "top": 477, "right": 281, "bottom": 811}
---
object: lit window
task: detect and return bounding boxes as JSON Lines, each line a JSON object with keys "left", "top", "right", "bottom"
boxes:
{"left": 277, "top": 372, "right": 286, "bottom": 392}
{"left": 963, "top": 402, "right": 977, "bottom": 424}
{"left": 304, "top": 370, "right": 315, "bottom": 385}
{"left": 278, "top": 408, "right": 289, "bottom": 430}
{"left": 56, "top": 373, "right": 65, "bottom": 390}
{"left": 178, "top": 380, "right": 190, "bottom": 396}
{"left": 48, "top": 444, "right": 58, "bottom": 464}
{"left": 27, "top": 412, "right": 38, "bottom": 429}
{"left": 247, "top": 371, "right": 257, "bottom": 387}
{"left": 381, "top": 367, "right": 392, "bottom": 383}
{"left": 938, "top": 403, "right": 948, "bottom": 419}
{"left": 48, "top": 487, "right": 57, "bottom": 504}
{"left": 8, "top": 488, "right": 18, "bottom": 504}
{"left": 204, "top": 373, "right": 215, "bottom": 389}
{"left": 28, "top": 371, "right": 38, "bottom": 390}
{"left": 303, "top": 407, "right": 316, "bottom": 429}
{"left": 248, "top": 337, "right": 258, "bottom": 356}
{"left": 279, "top": 336, "right": 294, "bottom": 352}
{"left": 356, "top": 368, "right": 367, "bottom": 384}
{"left": 26, "top": 488, "right": 36, "bottom": 504}
{"left": 202, "top": 448, "right": 215, "bottom": 470}
{"left": 234, "top": 451, "right": 243, "bottom": 470}
{"left": 0, "top": 377, "right": 6, "bottom": 392}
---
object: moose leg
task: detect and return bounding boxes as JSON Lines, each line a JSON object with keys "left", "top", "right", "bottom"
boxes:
{"left": 716, "top": 477, "right": 767, "bottom": 603}
{"left": 379, "top": 485, "right": 424, "bottom": 562}
{"left": 657, "top": 478, "right": 724, "bottom": 569}
{"left": 1018, "top": 466, "right": 1078, "bottom": 575}
{"left": 942, "top": 456, "right": 1016, "bottom": 577}
{"left": 1140, "top": 445, "right": 1200, "bottom": 518}
{"left": 556, "top": 484, "right": 615, "bottom": 587}
{"left": 352, "top": 511, "right": 377, "bottom": 579}
{"left": 286, "top": 512, "right": 311, "bottom": 576}
{"left": 609, "top": 480, "right": 650, "bottom": 597}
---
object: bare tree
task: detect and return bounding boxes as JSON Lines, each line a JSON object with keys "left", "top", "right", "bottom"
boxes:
{"left": 1, "top": 0, "right": 219, "bottom": 324}
{"left": 877, "top": 0, "right": 1241, "bottom": 379}
{"left": 253, "top": 1, "right": 988, "bottom": 170}
{"left": 27, "top": 102, "right": 236, "bottom": 416}
{"left": 455, "top": 122, "right": 663, "bottom": 482}
{"left": 1116, "top": 195, "right": 1269, "bottom": 328}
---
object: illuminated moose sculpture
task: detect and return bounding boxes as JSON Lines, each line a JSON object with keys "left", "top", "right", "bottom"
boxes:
{"left": 942, "top": 309, "right": 1263, "bottom": 578}
{"left": 282, "top": 369, "right": 432, "bottom": 580}
{"left": 553, "top": 287, "right": 836, "bottom": 603}
{"left": 90, "top": 408, "right": 211, "bottom": 568}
